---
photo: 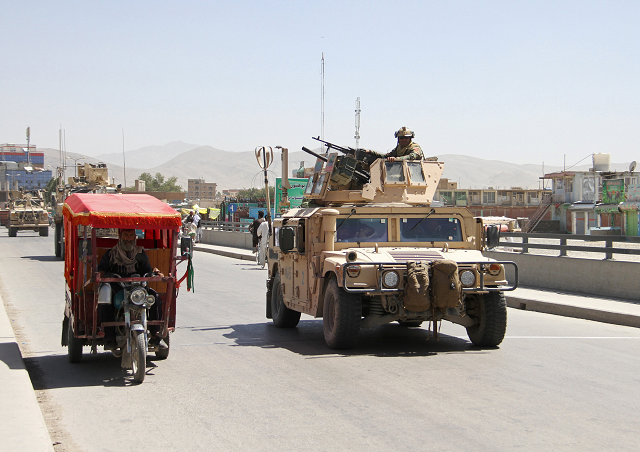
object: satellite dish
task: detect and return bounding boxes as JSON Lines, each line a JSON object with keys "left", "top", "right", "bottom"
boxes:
{"left": 630, "top": 161, "right": 637, "bottom": 172}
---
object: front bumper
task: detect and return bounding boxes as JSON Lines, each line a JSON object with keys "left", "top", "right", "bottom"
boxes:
{"left": 341, "top": 261, "right": 518, "bottom": 294}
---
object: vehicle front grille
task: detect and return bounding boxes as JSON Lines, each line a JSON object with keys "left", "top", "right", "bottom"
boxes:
{"left": 387, "top": 249, "right": 444, "bottom": 263}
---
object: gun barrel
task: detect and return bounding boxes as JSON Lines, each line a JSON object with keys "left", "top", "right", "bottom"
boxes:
{"left": 301, "top": 146, "right": 328, "bottom": 162}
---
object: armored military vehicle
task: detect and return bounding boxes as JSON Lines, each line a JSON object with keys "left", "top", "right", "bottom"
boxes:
{"left": 7, "top": 189, "right": 49, "bottom": 237}
{"left": 52, "top": 162, "right": 117, "bottom": 258}
{"left": 266, "top": 142, "right": 518, "bottom": 349}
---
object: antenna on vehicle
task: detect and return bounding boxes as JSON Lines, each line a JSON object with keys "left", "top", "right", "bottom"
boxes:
{"left": 355, "top": 97, "right": 361, "bottom": 149}
{"left": 122, "top": 129, "right": 126, "bottom": 189}
{"left": 321, "top": 53, "right": 325, "bottom": 146}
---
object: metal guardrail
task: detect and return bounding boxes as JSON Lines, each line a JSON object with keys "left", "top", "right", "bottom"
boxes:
{"left": 499, "top": 232, "right": 640, "bottom": 260}
{"left": 199, "top": 220, "right": 249, "bottom": 232}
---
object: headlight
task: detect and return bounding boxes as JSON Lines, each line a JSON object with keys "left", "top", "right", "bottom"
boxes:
{"left": 382, "top": 271, "right": 399, "bottom": 288}
{"left": 130, "top": 287, "right": 148, "bottom": 305}
{"left": 459, "top": 270, "right": 476, "bottom": 287}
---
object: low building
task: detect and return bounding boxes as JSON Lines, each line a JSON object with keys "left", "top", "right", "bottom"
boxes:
{"left": 434, "top": 185, "right": 551, "bottom": 228}
{"left": 188, "top": 178, "right": 217, "bottom": 201}
{"left": 541, "top": 154, "right": 639, "bottom": 235}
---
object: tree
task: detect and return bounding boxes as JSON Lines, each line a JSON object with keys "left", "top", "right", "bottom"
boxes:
{"left": 130, "top": 172, "right": 183, "bottom": 192}
{"left": 236, "top": 187, "right": 275, "bottom": 202}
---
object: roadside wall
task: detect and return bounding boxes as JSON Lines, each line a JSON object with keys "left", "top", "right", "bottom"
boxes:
{"left": 485, "top": 250, "right": 640, "bottom": 301}
{"left": 201, "top": 229, "right": 253, "bottom": 250}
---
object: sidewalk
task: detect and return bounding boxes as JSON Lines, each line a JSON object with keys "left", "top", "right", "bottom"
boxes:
{"left": 0, "top": 293, "right": 55, "bottom": 452}
{"left": 195, "top": 243, "right": 640, "bottom": 328}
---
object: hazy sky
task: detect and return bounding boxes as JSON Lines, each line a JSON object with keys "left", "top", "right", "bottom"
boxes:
{"left": 1, "top": 1, "right": 638, "bottom": 166}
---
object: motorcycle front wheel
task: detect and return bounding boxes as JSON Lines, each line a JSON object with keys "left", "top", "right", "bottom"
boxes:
{"left": 131, "top": 331, "right": 147, "bottom": 383}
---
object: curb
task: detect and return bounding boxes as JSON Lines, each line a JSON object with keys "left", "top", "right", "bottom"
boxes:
{"left": 0, "top": 294, "right": 55, "bottom": 452}
{"left": 193, "top": 245, "right": 255, "bottom": 261}
{"left": 506, "top": 295, "right": 640, "bottom": 329}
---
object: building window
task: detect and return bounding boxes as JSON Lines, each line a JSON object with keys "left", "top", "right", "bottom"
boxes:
{"left": 483, "top": 192, "right": 496, "bottom": 204}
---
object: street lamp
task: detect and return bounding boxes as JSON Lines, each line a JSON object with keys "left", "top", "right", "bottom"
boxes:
{"left": 6, "top": 173, "right": 14, "bottom": 191}
{"left": 66, "top": 156, "right": 85, "bottom": 177}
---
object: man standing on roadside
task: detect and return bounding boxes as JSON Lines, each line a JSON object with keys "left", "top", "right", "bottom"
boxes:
{"left": 193, "top": 209, "right": 202, "bottom": 243}
{"left": 249, "top": 210, "right": 265, "bottom": 253}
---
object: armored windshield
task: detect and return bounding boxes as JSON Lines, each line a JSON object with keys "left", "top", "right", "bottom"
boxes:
{"left": 407, "top": 162, "right": 425, "bottom": 183}
{"left": 385, "top": 162, "right": 405, "bottom": 182}
{"left": 336, "top": 218, "right": 388, "bottom": 243}
{"left": 400, "top": 217, "right": 463, "bottom": 242}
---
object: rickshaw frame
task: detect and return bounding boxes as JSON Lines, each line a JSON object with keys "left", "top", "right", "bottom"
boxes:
{"left": 62, "top": 193, "right": 187, "bottom": 355}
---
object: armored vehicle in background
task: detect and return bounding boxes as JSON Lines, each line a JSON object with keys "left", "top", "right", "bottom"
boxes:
{"left": 266, "top": 143, "right": 518, "bottom": 349}
{"left": 52, "top": 162, "right": 117, "bottom": 258}
{"left": 7, "top": 189, "right": 49, "bottom": 237}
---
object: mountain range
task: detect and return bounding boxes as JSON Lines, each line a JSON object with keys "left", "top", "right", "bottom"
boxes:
{"left": 41, "top": 141, "right": 631, "bottom": 192}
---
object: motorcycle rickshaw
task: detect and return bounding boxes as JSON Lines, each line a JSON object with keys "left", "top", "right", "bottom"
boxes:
{"left": 61, "top": 193, "right": 191, "bottom": 383}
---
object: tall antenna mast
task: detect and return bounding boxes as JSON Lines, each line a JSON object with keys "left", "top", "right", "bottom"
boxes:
{"left": 321, "top": 53, "right": 325, "bottom": 144}
{"left": 122, "top": 129, "right": 127, "bottom": 189}
{"left": 354, "top": 97, "right": 361, "bottom": 149}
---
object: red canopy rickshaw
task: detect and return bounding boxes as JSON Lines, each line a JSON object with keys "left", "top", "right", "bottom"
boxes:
{"left": 61, "top": 193, "right": 189, "bottom": 382}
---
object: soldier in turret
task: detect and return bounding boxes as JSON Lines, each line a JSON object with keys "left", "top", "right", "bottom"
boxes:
{"left": 366, "top": 126, "right": 425, "bottom": 161}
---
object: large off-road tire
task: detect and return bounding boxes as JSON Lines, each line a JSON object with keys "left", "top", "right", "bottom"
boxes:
{"left": 466, "top": 291, "right": 507, "bottom": 347}
{"left": 132, "top": 331, "right": 147, "bottom": 384}
{"left": 60, "top": 222, "right": 65, "bottom": 260}
{"left": 397, "top": 320, "right": 423, "bottom": 327}
{"left": 323, "top": 277, "right": 361, "bottom": 349}
{"left": 67, "top": 318, "right": 84, "bottom": 363}
{"left": 54, "top": 223, "right": 62, "bottom": 257}
{"left": 39, "top": 227, "right": 48, "bottom": 237}
{"left": 8, "top": 227, "right": 17, "bottom": 237}
{"left": 155, "top": 333, "right": 170, "bottom": 360}
{"left": 271, "top": 273, "right": 301, "bottom": 328}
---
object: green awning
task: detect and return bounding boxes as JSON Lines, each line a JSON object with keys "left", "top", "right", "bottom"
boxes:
{"left": 594, "top": 203, "right": 621, "bottom": 214}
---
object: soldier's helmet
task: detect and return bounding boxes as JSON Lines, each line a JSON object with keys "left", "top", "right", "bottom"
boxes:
{"left": 394, "top": 126, "right": 415, "bottom": 139}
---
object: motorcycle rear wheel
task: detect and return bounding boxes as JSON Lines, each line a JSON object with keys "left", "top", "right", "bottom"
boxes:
{"left": 131, "top": 331, "right": 147, "bottom": 383}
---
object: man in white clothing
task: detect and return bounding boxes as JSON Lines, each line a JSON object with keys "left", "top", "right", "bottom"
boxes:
{"left": 256, "top": 219, "right": 270, "bottom": 268}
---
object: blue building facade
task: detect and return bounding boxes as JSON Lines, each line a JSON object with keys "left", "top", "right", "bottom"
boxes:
{"left": 1, "top": 145, "right": 52, "bottom": 190}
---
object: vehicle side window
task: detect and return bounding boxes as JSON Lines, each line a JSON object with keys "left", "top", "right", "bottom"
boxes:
{"left": 336, "top": 218, "right": 388, "bottom": 242}
{"left": 400, "top": 217, "right": 463, "bottom": 242}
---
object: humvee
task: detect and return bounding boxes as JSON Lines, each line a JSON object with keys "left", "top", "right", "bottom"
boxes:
{"left": 51, "top": 162, "right": 117, "bottom": 258}
{"left": 266, "top": 146, "right": 518, "bottom": 349}
{"left": 7, "top": 189, "right": 49, "bottom": 237}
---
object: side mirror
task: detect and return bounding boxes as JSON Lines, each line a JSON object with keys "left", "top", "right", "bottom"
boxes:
{"left": 486, "top": 225, "right": 500, "bottom": 249}
{"left": 181, "top": 236, "right": 193, "bottom": 258}
{"left": 279, "top": 227, "right": 295, "bottom": 254}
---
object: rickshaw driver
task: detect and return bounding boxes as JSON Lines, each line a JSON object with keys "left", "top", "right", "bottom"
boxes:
{"left": 97, "top": 228, "right": 166, "bottom": 350}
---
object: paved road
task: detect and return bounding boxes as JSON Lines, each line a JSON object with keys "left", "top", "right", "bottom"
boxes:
{"left": 2, "top": 232, "right": 640, "bottom": 451}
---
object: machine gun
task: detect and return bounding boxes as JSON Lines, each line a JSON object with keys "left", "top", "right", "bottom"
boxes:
{"left": 301, "top": 146, "right": 370, "bottom": 188}
{"left": 312, "top": 137, "right": 377, "bottom": 166}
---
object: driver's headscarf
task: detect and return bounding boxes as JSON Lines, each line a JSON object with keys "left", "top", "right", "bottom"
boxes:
{"left": 109, "top": 237, "right": 143, "bottom": 275}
